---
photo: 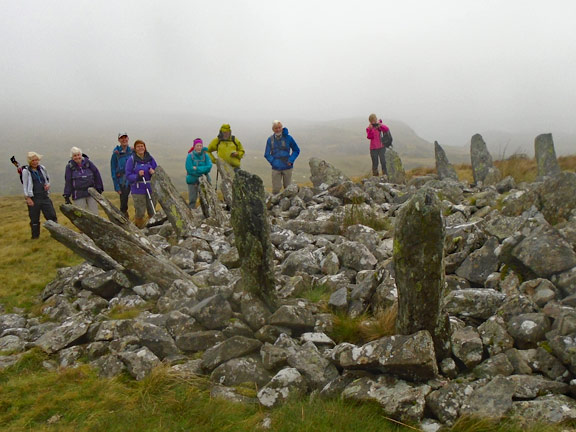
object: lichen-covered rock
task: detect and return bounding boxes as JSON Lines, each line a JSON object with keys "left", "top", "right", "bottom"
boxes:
{"left": 477, "top": 315, "right": 514, "bottom": 356}
{"left": 268, "top": 304, "right": 315, "bottom": 331}
{"left": 472, "top": 353, "right": 514, "bottom": 378}
{"left": 455, "top": 237, "right": 499, "bottom": 286}
{"left": 508, "top": 374, "right": 569, "bottom": 399}
{"left": 443, "top": 289, "right": 506, "bottom": 320}
{"left": 119, "top": 346, "right": 161, "bottom": 380}
{"left": 507, "top": 313, "right": 550, "bottom": 349}
{"left": 342, "top": 375, "right": 431, "bottom": 423}
{"left": 34, "top": 312, "right": 93, "bottom": 354}
{"left": 334, "top": 241, "right": 377, "bottom": 271}
{"left": 499, "top": 224, "right": 576, "bottom": 280}
{"left": 287, "top": 342, "right": 339, "bottom": 390}
{"left": 451, "top": 326, "right": 483, "bottom": 369}
{"left": 461, "top": 375, "right": 515, "bottom": 418}
{"left": 189, "top": 294, "right": 232, "bottom": 330}
{"left": 210, "top": 355, "right": 273, "bottom": 387}
{"left": 510, "top": 394, "right": 576, "bottom": 423}
{"left": 257, "top": 367, "right": 308, "bottom": 407}
{"left": 309, "top": 158, "right": 350, "bottom": 190}
{"left": 175, "top": 330, "right": 225, "bottom": 353}
{"left": 201, "top": 336, "right": 262, "bottom": 371}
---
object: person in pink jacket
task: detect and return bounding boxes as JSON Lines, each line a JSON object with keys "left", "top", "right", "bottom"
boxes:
{"left": 366, "top": 113, "right": 392, "bottom": 177}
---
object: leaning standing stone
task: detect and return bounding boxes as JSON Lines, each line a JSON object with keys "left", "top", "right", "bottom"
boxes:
{"left": 470, "top": 134, "right": 494, "bottom": 185}
{"left": 231, "top": 170, "right": 277, "bottom": 311}
{"left": 393, "top": 188, "right": 450, "bottom": 357}
{"left": 535, "top": 133, "right": 561, "bottom": 179}
{"left": 434, "top": 141, "right": 458, "bottom": 181}
{"left": 151, "top": 166, "right": 196, "bottom": 237}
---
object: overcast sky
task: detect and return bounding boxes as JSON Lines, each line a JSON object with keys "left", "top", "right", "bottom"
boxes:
{"left": 2, "top": 0, "right": 576, "bottom": 146}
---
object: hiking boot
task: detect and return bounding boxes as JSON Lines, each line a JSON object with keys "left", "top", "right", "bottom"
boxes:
{"left": 372, "top": 170, "right": 379, "bottom": 177}
{"left": 122, "top": 211, "right": 129, "bottom": 220}
{"left": 31, "top": 223, "right": 40, "bottom": 239}
{"left": 134, "top": 217, "right": 146, "bottom": 229}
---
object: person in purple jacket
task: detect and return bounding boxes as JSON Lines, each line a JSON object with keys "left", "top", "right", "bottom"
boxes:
{"left": 125, "top": 139, "right": 157, "bottom": 228}
{"left": 63, "top": 147, "right": 104, "bottom": 215}
{"left": 366, "top": 113, "right": 392, "bottom": 177}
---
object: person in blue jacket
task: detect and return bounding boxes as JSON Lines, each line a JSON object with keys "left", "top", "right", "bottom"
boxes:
{"left": 264, "top": 120, "right": 300, "bottom": 194}
{"left": 186, "top": 138, "right": 212, "bottom": 209}
{"left": 110, "top": 132, "right": 133, "bottom": 218}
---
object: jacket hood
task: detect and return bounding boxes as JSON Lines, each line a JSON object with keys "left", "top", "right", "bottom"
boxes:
{"left": 220, "top": 124, "right": 231, "bottom": 133}
{"left": 114, "top": 145, "right": 132, "bottom": 154}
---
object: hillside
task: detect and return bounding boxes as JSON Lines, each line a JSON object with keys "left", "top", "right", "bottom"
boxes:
{"left": 4, "top": 110, "right": 573, "bottom": 196}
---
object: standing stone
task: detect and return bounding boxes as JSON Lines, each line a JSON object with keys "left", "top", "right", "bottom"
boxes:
{"left": 87, "top": 187, "right": 140, "bottom": 235}
{"left": 198, "top": 175, "right": 225, "bottom": 226}
{"left": 59, "top": 204, "right": 192, "bottom": 291}
{"left": 151, "top": 166, "right": 196, "bottom": 237}
{"left": 216, "top": 159, "right": 236, "bottom": 209}
{"left": 231, "top": 170, "right": 277, "bottom": 310}
{"left": 434, "top": 141, "right": 458, "bottom": 181}
{"left": 44, "top": 221, "right": 123, "bottom": 271}
{"left": 393, "top": 188, "right": 450, "bottom": 357}
{"left": 309, "top": 158, "right": 349, "bottom": 190}
{"left": 535, "top": 133, "right": 561, "bottom": 179}
{"left": 470, "top": 134, "right": 495, "bottom": 185}
{"left": 384, "top": 148, "right": 406, "bottom": 184}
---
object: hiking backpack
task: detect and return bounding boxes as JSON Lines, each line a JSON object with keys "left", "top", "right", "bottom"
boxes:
{"left": 380, "top": 129, "right": 393, "bottom": 148}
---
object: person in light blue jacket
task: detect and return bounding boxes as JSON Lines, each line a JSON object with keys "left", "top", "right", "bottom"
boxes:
{"left": 264, "top": 120, "right": 300, "bottom": 194}
{"left": 185, "top": 138, "right": 212, "bottom": 209}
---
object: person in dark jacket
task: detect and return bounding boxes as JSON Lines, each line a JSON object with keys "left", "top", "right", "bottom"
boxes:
{"left": 22, "top": 151, "right": 57, "bottom": 239}
{"left": 264, "top": 120, "right": 300, "bottom": 194}
{"left": 185, "top": 138, "right": 213, "bottom": 209}
{"left": 110, "top": 132, "right": 133, "bottom": 218}
{"left": 63, "top": 147, "right": 104, "bottom": 215}
{"left": 125, "top": 140, "right": 157, "bottom": 228}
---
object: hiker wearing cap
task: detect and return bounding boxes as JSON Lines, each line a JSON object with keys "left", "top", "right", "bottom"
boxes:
{"left": 366, "top": 113, "right": 393, "bottom": 177}
{"left": 125, "top": 140, "right": 157, "bottom": 228}
{"left": 207, "top": 124, "right": 245, "bottom": 169}
{"left": 264, "top": 120, "right": 300, "bottom": 194}
{"left": 110, "top": 132, "right": 133, "bottom": 218}
{"left": 63, "top": 147, "right": 104, "bottom": 215}
{"left": 22, "top": 152, "right": 57, "bottom": 239}
{"left": 186, "top": 138, "right": 213, "bottom": 209}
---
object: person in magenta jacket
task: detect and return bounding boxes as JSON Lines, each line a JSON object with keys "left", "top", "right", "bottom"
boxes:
{"left": 366, "top": 113, "right": 392, "bottom": 177}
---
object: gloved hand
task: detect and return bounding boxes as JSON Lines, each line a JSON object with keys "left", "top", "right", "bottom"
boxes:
{"left": 63, "top": 195, "right": 72, "bottom": 205}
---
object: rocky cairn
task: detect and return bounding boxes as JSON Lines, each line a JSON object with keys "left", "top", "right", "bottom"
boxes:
{"left": 2, "top": 134, "right": 576, "bottom": 429}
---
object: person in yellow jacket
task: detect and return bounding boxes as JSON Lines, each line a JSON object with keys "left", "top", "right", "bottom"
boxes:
{"left": 207, "top": 124, "right": 245, "bottom": 169}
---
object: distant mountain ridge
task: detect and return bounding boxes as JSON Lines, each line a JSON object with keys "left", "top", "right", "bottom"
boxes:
{"left": 0, "top": 110, "right": 572, "bottom": 196}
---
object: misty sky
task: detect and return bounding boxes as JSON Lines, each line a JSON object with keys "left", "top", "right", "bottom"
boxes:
{"left": 2, "top": 0, "right": 576, "bottom": 146}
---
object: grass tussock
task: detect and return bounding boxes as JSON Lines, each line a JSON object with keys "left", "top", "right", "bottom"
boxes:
{"left": 358, "top": 303, "right": 398, "bottom": 342}
{"left": 342, "top": 202, "right": 391, "bottom": 232}
{"left": 301, "top": 283, "right": 332, "bottom": 304}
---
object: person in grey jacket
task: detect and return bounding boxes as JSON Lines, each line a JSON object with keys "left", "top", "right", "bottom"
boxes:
{"left": 22, "top": 151, "right": 57, "bottom": 239}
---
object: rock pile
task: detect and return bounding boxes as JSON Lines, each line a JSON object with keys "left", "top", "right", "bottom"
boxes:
{"left": 2, "top": 135, "right": 576, "bottom": 429}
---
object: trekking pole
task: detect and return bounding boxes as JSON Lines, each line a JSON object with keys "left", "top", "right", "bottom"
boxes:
{"left": 141, "top": 176, "right": 156, "bottom": 216}
{"left": 215, "top": 168, "right": 219, "bottom": 191}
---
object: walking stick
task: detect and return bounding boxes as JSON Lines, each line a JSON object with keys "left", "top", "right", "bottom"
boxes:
{"left": 141, "top": 176, "right": 156, "bottom": 216}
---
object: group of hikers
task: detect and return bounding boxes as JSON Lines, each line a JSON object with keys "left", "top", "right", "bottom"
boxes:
{"left": 17, "top": 115, "right": 392, "bottom": 239}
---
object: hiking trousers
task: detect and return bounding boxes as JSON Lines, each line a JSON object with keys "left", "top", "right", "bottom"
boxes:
{"left": 271, "top": 168, "right": 293, "bottom": 194}
{"left": 188, "top": 183, "right": 199, "bottom": 209}
{"left": 133, "top": 193, "right": 156, "bottom": 219}
{"left": 73, "top": 196, "right": 99, "bottom": 215}
{"left": 118, "top": 184, "right": 131, "bottom": 214}
{"left": 27, "top": 195, "right": 57, "bottom": 238}
{"left": 370, "top": 147, "right": 387, "bottom": 176}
